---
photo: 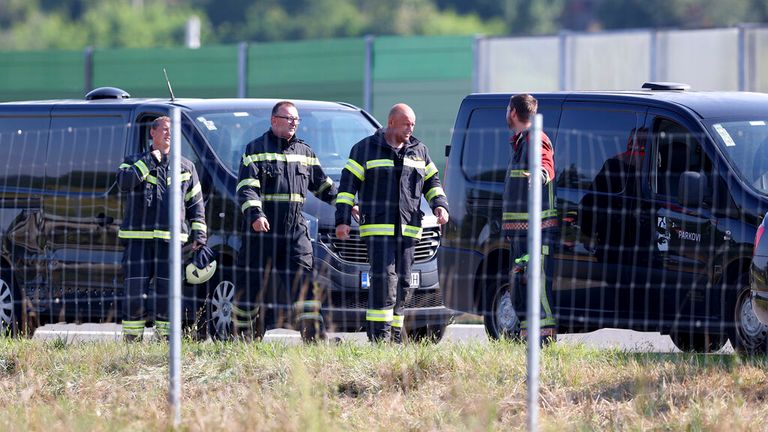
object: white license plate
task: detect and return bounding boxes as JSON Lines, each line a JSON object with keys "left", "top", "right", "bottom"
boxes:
{"left": 410, "top": 272, "right": 420, "bottom": 288}
{"left": 361, "top": 272, "right": 420, "bottom": 289}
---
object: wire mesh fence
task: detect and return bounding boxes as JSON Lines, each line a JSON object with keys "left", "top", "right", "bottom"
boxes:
{"left": 0, "top": 102, "right": 452, "bottom": 345}
{"left": 439, "top": 105, "right": 768, "bottom": 355}
{"left": 0, "top": 95, "right": 767, "bottom": 357}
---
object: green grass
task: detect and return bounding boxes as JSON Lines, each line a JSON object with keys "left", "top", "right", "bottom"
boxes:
{"left": 1, "top": 337, "right": 767, "bottom": 431}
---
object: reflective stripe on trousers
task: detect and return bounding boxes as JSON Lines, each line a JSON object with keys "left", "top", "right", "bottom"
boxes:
{"left": 509, "top": 236, "right": 557, "bottom": 329}
{"left": 363, "top": 235, "right": 415, "bottom": 342}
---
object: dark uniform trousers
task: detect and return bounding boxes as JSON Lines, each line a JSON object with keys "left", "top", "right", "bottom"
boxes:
{"left": 122, "top": 239, "right": 171, "bottom": 338}
{"left": 364, "top": 235, "right": 416, "bottom": 343}
{"left": 508, "top": 233, "right": 556, "bottom": 331}
{"left": 238, "top": 221, "right": 325, "bottom": 340}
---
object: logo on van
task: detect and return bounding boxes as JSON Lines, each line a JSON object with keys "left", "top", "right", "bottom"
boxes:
{"left": 676, "top": 229, "right": 701, "bottom": 243}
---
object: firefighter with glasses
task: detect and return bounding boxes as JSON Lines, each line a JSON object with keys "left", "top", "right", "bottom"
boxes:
{"left": 336, "top": 103, "right": 449, "bottom": 343}
{"left": 117, "top": 116, "right": 207, "bottom": 341}
{"left": 237, "top": 101, "right": 337, "bottom": 342}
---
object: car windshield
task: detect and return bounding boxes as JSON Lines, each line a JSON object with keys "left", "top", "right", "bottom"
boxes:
{"left": 189, "top": 107, "right": 378, "bottom": 177}
{"left": 708, "top": 119, "right": 768, "bottom": 194}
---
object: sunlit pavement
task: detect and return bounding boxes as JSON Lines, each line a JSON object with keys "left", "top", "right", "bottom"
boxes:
{"left": 31, "top": 323, "right": 734, "bottom": 353}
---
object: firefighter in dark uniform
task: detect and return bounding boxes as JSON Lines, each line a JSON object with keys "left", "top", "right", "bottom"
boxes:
{"left": 236, "top": 101, "right": 337, "bottom": 342}
{"left": 117, "top": 116, "right": 207, "bottom": 341}
{"left": 502, "top": 94, "right": 557, "bottom": 343}
{"left": 335, "top": 103, "right": 449, "bottom": 343}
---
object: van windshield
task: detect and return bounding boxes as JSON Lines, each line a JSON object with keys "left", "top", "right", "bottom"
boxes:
{"left": 189, "top": 107, "right": 377, "bottom": 177}
{"left": 708, "top": 119, "right": 768, "bottom": 194}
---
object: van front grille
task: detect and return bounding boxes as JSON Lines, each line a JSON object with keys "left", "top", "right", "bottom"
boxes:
{"left": 328, "top": 289, "right": 444, "bottom": 310}
{"left": 321, "top": 227, "right": 440, "bottom": 264}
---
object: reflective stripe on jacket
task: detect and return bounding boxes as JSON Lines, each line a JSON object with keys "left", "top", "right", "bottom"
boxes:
{"left": 236, "top": 129, "right": 337, "bottom": 232}
{"left": 116, "top": 151, "right": 207, "bottom": 243}
{"left": 502, "top": 130, "right": 557, "bottom": 234}
{"left": 335, "top": 129, "right": 448, "bottom": 239}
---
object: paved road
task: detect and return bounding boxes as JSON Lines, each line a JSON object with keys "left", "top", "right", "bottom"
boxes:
{"left": 32, "top": 323, "right": 735, "bottom": 353}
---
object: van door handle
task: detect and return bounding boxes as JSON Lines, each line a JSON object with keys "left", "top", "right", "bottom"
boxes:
{"left": 95, "top": 214, "right": 114, "bottom": 226}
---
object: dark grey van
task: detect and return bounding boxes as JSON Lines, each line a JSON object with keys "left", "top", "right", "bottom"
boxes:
{"left": 0, "top": 88, "right": 453, "bottom": 341}
{"left": 439, "top": 83, "right": 768, "bottom": 353}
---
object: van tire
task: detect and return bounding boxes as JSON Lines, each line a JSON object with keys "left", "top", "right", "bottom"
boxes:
{"left": 0, "top": 268, "right": 36, "bottom": 337}
{"left": 407, "top": 321, "right": 448, "bottom": 343}
{"left": 207, "top": 272, "right": 265, "bottom": 342}
{"left": 669, "top": 331, "right": 727, "bottom": 353}
{"left": 483, "top": 280, "right": 522, "bottom": 340}
{"left": 208, "top": 277, "right": 236, "bottom": 340}
{"left": 728, "top": 272, "right": 768, "bottom": 355}
{"left": 0, "top": 268, "right": 18, "bottom": 337}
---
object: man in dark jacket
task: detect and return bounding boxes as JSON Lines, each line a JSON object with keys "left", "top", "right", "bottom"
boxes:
{"left": 335, "top": 103, "right": 449, "bottom": 343}
{"left": 117, "top": 116, "right": 207, "bottom": 341}
{"left": 502, "top": 94, "right": 557, "bottom": 343}
{"left": 236, "top": 101, "right": 337, "bottom": 342}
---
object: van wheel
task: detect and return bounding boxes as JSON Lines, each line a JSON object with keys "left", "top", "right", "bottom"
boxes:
{"left": 0, "top": 268, "right": 36, "bottom": 338}
{"left": 728, "top": 273, "right": 768, "bottom": 355}
{"left": 670, "top": 331, "right": 727, "bottom": 353}
{"left": 208, "top": 275, "right": 265, "bottom": 341}
{"left": 407, "top": 320, "right": 448, "bottom": 343}
{"left": 208, "top": 278, "right": 236, "bottom": 340}
{"left": 483, "top": 281, "right": 521, "bottom": 340}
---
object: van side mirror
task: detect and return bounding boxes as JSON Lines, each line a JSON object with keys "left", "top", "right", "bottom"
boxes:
{"left": 678, "top": 171, "right": 709, "bottom": 207}
{"left": 445, "top": 145, "right": 451, "bottom": 158}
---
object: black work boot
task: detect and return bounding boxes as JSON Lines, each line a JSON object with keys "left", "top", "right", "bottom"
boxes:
{"left": 300, "top": 319, "right": 325, "bottom": 344}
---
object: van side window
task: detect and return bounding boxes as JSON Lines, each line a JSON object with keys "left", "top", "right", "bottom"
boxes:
{"left": 461, "top": 108, "right": 509, "bottom": 182}
{"left": 46, "top": 115, "right": 128, "bottom": 193}
{"left": 555, "top": 107, "right": 640, "bottom": 193}
{"left": 0, "top": 116, "right": 49, "bottom": 189}
{"left": 651, "top": 118, "right": 712, "bottom": 199}
{"left": 462, "top": 105, "right": 559, "bottom": 182}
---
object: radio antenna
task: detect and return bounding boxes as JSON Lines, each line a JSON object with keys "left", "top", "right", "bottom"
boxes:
{"left": 163, "top": 68, "right": 176, "bottom": 101}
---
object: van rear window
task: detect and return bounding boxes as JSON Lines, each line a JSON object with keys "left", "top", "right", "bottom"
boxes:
{"left": 0, "top": 116, "right": 48, "bottom": 190}
{"left": 555, "top": 107, "right": 641, "bottom": 194}
{"left": 461, "top": 105, "right": 560, "bottom": 183}
{"left": 460, "top": 107, "right": 509, "bottom": 182}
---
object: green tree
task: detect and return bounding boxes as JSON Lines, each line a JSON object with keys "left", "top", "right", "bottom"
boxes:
{"left": 80, "top": 1, "right": 207, "bottom": 48}
{"left": 0, "top": 0, "right": 207, "bottom": 50}
{"left": 233, "top": 0, "right": 505, "bottom": 42}
{"left": 504, "top": 0, "right": 566, "bottom": 35}
{"left": 594, "top": 0, "right": 754, "bottom": 29}
{"left": 0, "top": 10, "right": 88, "bottom": 50}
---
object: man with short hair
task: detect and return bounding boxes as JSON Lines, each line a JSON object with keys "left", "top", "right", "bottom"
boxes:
{"left": 117, "top": 116, "right": 207, "bottom": 341}
{"left": 502, "top": 94, "right": 558, "bottom": 343}
{"left": 336, "top": 103, "right": 449, "bottom": 343}
{"left": 237, "top": 101, "right": 337, "bottom": 342}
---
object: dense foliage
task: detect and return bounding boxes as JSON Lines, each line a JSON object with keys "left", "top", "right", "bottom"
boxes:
{"left": 0, "top": 0, "right": 767, "bottom": 50}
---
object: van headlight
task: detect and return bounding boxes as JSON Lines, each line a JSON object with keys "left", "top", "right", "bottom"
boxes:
{"left": 303, "top": 212, "right": 319, "bottom": 242}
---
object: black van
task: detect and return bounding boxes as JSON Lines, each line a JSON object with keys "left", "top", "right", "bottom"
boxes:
{"left": 439, "top": 83, "right": 768, "bottom": 353}
{"left": 0, "top": 88, "right": 452, "bottom": 341}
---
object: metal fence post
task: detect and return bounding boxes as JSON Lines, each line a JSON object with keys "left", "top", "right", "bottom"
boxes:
{"left": 363, "top": 35, "right": 374, "bottom": 113}
{"left": 738, "top": 25, "right": 746, "bottom": 92}
{"left": 84, "top": 46, "right": 94, "bottom": 95}
{"left": 649, "top": 30, "right": 658, "bottom": 82}
{"left": 472, "top": 34, "right": 482, "bottom": 93}
{"left": 238, "top": 42, "right": 248, "bottom": 98}
{"left": 558, "top": 31, "right": 569, "bottom": 91}
{"left": 527, "top": 114, "right": 543, "bottom": 432}
{"left": 169, "top": 108, "right": 182, "bottom": 427}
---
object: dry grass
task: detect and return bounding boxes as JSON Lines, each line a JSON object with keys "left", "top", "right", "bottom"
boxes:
{"left": 1, "top": 337, "right": 767, "bottom": 431}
